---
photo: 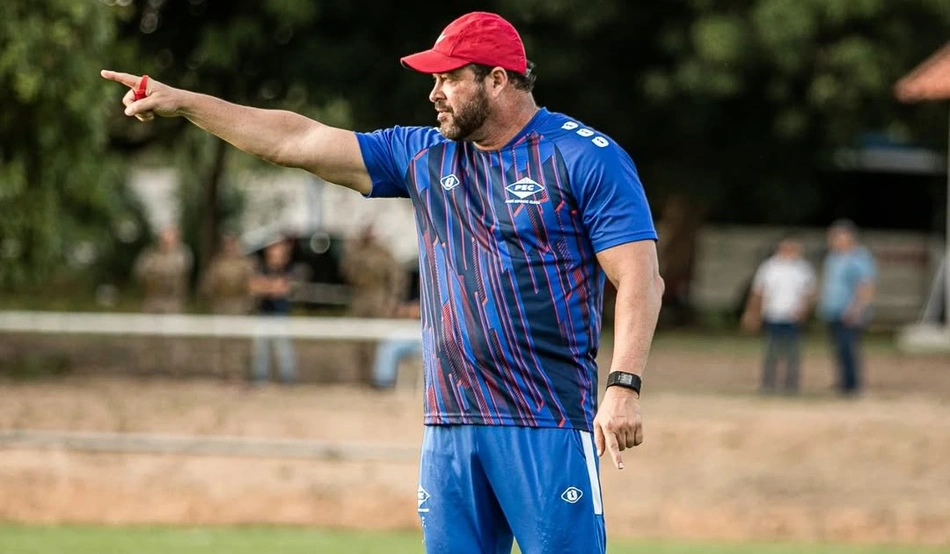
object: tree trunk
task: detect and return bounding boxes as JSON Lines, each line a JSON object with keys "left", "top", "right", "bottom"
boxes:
{"left": 199, "top": 138, "right": 229, "bottom": 274}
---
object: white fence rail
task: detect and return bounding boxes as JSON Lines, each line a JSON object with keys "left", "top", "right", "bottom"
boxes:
{"left": 0, "top": 311, "right": 422, "bottom": 341}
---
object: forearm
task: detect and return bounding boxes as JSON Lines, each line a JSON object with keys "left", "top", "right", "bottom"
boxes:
{"left": 178, "top": 91, "right": 319, "bottom": 169}
{"left": 847, "top": 283, "right": 874, "bottom": 314}
{"left": 608, "top": 273, "right": 664, "bottom": 378}
{"left": 743, "top": 291, "right": 761, "bottom": 318}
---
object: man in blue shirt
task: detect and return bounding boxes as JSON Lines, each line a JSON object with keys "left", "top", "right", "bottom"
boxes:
{"left": 102, "top": 11, "right": 665, "bottom": 553}
{"left": 249, "top": 238, "right": 297, "bottom": 384}
{"left": 818, "top": 219, "right": 876, "bottom": 396}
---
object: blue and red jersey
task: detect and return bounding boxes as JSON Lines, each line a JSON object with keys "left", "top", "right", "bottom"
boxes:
{"left": 357, "top": 108, "right": 656, "bottom": 431}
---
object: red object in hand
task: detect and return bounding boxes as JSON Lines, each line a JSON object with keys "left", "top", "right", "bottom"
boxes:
{"left": 133, "top": 75, "right": 149, "bottom": 100}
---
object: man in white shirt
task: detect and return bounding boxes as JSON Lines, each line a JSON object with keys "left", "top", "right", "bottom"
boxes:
{"left": 741, "top": 234, "right": 816, "bottom": 394}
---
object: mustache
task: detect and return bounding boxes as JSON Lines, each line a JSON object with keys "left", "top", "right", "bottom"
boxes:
{"left": 434, "top": 102, "right": 452, "bottom": 113}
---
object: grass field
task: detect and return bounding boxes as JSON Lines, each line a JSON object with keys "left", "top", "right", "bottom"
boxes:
{"left": 0, "top": 525, "right": 945, "bottom": 554}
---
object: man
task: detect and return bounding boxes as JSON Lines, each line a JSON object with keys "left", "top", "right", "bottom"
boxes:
{"left": 133, "top": 224, "right": 192, "bottom": 314}
{"left": 818, "top": 219, "right": 876, "bottom": 396}
{"left": 200, "top": 232, "right": 256, "bottom": 316}
{"left": 248, "top": 239, "right": 297, "bottom": 384}
{"left": 201, "top": 232, "right": 257, "bottom": 380}
{"left": 132, "top": 224, "right": 193, "bottom": 375}
{"left": 741, "top": 235, "right": 816, "bottom": 394}
{"left": 102, "top": 11, "right": 664, "bottom": 553}
{"left": 372, "top": 299, "right": 423, "bottom": 390}
{"left": 340, "top": 223, "right": 408, "bottom": 384}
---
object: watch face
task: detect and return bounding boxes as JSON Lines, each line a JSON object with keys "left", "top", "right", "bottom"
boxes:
{"left": 619, "top": 374, "right": 633, "bottom": 385}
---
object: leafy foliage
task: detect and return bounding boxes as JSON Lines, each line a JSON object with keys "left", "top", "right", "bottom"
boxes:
{"left": 0, "top": 0, "right": 134, "bottom": 289}
{"left": 2, "top": 0, "right": 949, "bottom": 294}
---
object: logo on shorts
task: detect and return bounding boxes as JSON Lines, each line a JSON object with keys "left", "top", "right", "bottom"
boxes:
{"left": 417, "top": 486, "right": 431, "bottom": 513}
{"left": 440, "top": 174, "right": 460, "bottom": 191}
{"left": 505, "top": 177, "right": 545, "bottom": 205}
{"left": 561, "top": 486, "right": 583, "bottom": 504}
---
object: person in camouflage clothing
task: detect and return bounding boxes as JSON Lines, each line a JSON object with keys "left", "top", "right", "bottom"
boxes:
{"left": 340, "top": 224, "right": 408, "bottom": 384}
{"left": 201, "top": 232, "right": 256, "bottom": 316}
{"left": 200, "top": 232, "right": 257, "bottom": 380}
{"left": 134, "top": 224, "right": 192, "bottom": 314}
{"left": 132, "top": 224, "right": 193, "bottom": 375}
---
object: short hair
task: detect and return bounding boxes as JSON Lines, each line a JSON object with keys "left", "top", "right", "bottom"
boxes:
{"left": 778, "top": 231, "right": 802, "bottom": 243}
{"left": 469, "top": 60, "right": 537, "bottom": 92}
{"left": 829, "top": 218, "right": 858, "bottom": 235}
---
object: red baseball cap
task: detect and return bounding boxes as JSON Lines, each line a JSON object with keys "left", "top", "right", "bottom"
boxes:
{"left": 400, "top": 12, "right": 527, "bottom": 76}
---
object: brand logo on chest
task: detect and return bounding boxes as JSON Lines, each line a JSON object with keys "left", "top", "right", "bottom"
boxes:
{"left": 505, "top": 177, "right": 546, "bottom": 205}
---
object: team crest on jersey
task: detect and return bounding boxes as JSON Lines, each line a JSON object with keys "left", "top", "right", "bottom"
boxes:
{"left": 440, "top": 174, "right": 460, "bottom": 191}
{"left": 505, "top": 177, "right": 545, "bottom": 205}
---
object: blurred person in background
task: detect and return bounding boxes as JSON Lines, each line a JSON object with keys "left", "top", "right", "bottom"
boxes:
{"left": 133, "top": 224, "right": 192, "bottom": 313}
{"left": 371, "top": 299, "right": 423, "bottom": 390}
{"left": 818, "top": 219, "right": 877, "bottom": 397}
{"left": 249, "top": 238, "right": 297, "bottom": 384}
{"left": 132, "top": 223, "right": 193, "bottom": 375}
{"left": 340, "top": 224, "right": 407, "bottom": 384}
{"left": 741, "top": 234, "right": 816, "bottom": 395}
{"left": 200, "top": 232, "right": 255, "bottom": 316}
{"left": 201, "top": 231, "right": 257, "bottom": 380}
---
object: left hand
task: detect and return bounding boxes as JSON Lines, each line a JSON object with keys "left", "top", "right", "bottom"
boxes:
{"left": 842, "top": 305, "right": 863, "bottom": 326}
{"left": 593, "top": 384, "right": 643, "bottom": 470}
{"left": 740, "top": 311, "right": 760, "bottom": 333}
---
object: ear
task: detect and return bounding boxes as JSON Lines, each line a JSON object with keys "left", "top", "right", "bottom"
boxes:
{"left": 488, "top": 67, "right": 509, "bottom": 95}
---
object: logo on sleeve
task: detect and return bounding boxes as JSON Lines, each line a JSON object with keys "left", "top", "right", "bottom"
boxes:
{"left": 561, "top": 121, "right": 609, "bottom": 147}
{"left": 440, "top": 174, "right": 460, "bottom": 191}
{"left": 505, "top": 177, "right": 546, "bottom": 205}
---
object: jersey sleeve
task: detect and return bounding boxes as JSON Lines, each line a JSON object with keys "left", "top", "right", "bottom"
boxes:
{"left": 565, "top": 141, "right": 658, "bottom": 253}
{"left": 355, "top": 126, "right": 443, "bottom": 198}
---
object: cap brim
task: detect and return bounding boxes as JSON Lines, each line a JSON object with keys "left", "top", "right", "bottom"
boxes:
{"left": 400, "top": 49, "right": 470, "bottom": 74}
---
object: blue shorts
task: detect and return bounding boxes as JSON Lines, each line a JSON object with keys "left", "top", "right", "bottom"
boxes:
{"left": 418, "top": 424, "right": 606, "bottom": 554}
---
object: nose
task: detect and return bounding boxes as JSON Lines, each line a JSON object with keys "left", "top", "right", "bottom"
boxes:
{"left": 429, "top": 78, "right": 445, "bottom": 104}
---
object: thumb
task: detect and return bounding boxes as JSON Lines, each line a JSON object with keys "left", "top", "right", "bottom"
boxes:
{"left": 125, "top": 97, "right": 157, "bottom": 119}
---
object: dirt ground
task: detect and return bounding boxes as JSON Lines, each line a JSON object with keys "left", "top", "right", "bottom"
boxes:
{"left": 1, "top": 333, "right": 949, "bottom": 545}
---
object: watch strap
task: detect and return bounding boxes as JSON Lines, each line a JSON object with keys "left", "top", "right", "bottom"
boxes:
{"left": 606, "top": 371, "right": 642, "bottom": 394}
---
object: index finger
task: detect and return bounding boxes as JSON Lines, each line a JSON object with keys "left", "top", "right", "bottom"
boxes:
{"left": 100, "top": 70, "right": 142, "bottom": 89}
{"left": 604, "top": 431, "right": 624, "bottom": 470}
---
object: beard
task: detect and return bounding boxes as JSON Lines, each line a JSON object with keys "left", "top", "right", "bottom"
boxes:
{"left": 436, "top": 85, "right": 491, "bottom": 141}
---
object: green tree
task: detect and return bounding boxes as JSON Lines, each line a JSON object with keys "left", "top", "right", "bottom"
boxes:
{"left": 108, "top": 0, "right": 337, "bottom": 273}
{"left": 106, "top": 0, "right": 950, "bottom": 233}
{"left": 618, "top": 0, "right": 950, "bottom": 223}
{"left": 0, "top": 0, "right": 132, "bottom": 290}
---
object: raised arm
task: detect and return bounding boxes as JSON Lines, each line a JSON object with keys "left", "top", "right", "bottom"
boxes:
{"left": 100, "top": 71, "right": 372, "bottom": 195}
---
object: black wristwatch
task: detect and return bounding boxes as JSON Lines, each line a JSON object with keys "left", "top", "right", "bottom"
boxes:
{"left": 606, "top": 371, "right": 642, "bottom": 395}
